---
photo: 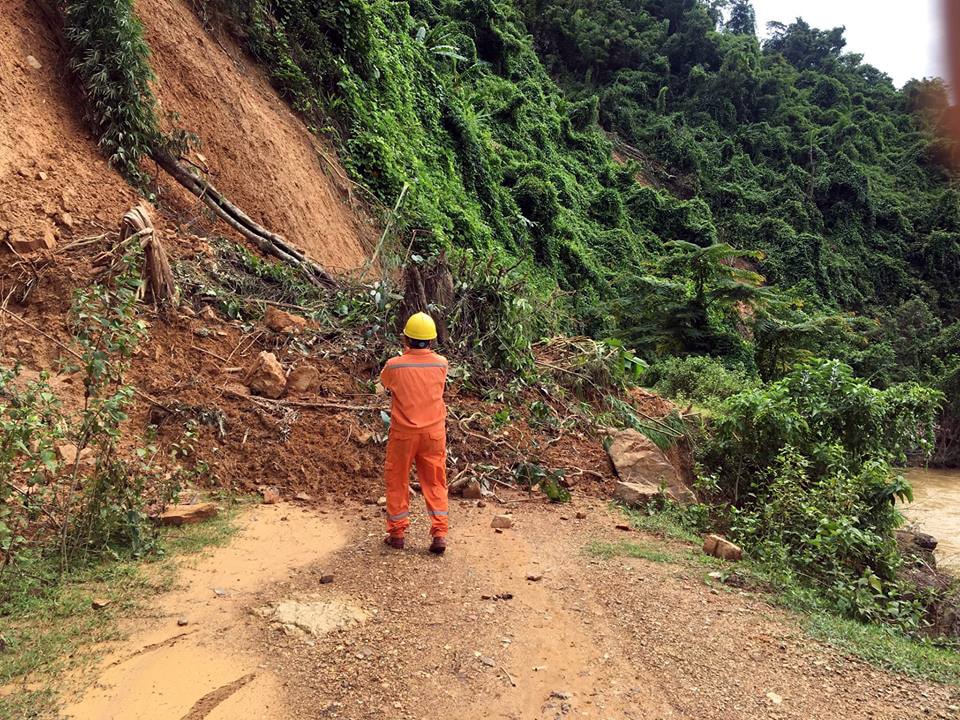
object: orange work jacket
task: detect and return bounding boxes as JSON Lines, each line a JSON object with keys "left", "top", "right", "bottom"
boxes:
{"left": 380, "top": 348, "right": 448, "bottom": 433}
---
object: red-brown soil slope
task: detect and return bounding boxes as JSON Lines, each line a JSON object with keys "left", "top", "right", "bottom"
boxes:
{"left": 0, "top": 1, "right": 139, "bottom": 251}
{"left": 138, "top": 0, "right": 375, "bottom": 271}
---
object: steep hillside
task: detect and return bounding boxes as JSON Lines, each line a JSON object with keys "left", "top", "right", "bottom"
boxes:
{"left": 1, "top": 5, "right": 958, "bottom": 716}
{"left": 0, "top": 0, "right": 373, "bottom": 271}
{"left": 137, "top": 0, "right": 375, "bottom": 271}
{"left": 0, "top": 0, "right": 137, "bottom": 251}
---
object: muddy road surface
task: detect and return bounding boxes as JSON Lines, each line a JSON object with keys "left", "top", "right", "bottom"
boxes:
{"left": 62, "top": 500, "right": 959, "bottom": 719}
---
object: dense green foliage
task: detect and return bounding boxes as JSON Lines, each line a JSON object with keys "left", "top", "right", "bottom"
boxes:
{"left": 642, "top": 354, "right": 756, "bottom": 407}
{"left": 699, "top": 360, "right": 941, "bottom": 627}
{"left": 521, "top": 0, "right": 960, "bottom": 450}
{"left": 207, "top": 0, "right": 739, "bottom": 329}
{"left": 63, "top": 0, "right": 160, "bottom": 182}
{"left": 200, "top": 0, "right": 960, "bottom": 425}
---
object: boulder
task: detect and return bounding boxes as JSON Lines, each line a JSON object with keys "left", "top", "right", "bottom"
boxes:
{"left": 703, "top": 534, "right": 743, "bottom": 561}
{"left": 261, "top": 487, "right": 281, "bottom": 504}
{"left": 613, "top": 480, "right": 660, "bottom": 508}
{"left": 606, "top": 429, "right": 695, "bottom": 504}
{"left": 285, "top": 365, "right": 320, "bottom": 395}
{"left": 5, "top": 226, "right": 56, "bottom": 253}
{"left": 912, "top": 531, "right": 939, "bottom": 551}
{"left": 461, "top": 480, "right": 483, "bottom": 499}
{"left": 491, "top": 514, "right": 513, "bottom": 529}
{"left": 156, "top": 502, "right": 218, "bottom": 526}
{"left": 247, "top": 351, "right": 286, "bottom": 398}
{"left": 896, "top": 529, "right": 938, "bottom": 567}
{"left": 56, "top": 443, "right": 79, "bottom": 465}
{"left": 78, "top": 447, "right": 96, "bottom": 469}
{"left": 264, "top": 306, "right": 308, "bottom": 334}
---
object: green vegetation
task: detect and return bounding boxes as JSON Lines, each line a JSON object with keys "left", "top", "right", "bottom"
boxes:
{"left": 642, "top": 354, "right": 756, "bottom": 409}
{"left": 804, "top": 613, "right": 960, "bottom": 686}
{"left": 63, "top": 0, "right": 160, "bottom": 183}
{"left": 0, "top": 244, "right": 211, "bottom": 607}
{"left": 696, "top": 359, "right": 942, "bottom": 628}
{"left": 586, "top": 539, "right": 675, "bottom": 563}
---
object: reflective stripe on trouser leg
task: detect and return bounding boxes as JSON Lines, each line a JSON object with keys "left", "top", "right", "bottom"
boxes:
{"left": 384, "top": 434, "right": 416, "bottom": 537}
{"left": 415, "top": 432, "right": 448, "bottom": 537}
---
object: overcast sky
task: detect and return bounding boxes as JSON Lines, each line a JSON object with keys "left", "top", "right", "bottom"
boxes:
{"left": 752, "top": 0, "right": 944, "bottom": 87}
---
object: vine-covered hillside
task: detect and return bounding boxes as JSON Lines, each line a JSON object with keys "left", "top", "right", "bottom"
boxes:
{"left": 205, "top": 0, "right": 960, "bottom": 394}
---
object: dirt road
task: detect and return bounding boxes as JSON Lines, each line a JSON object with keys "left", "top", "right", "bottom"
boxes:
{"left": 62, "top": 500, "right": 959, "bottom": 720}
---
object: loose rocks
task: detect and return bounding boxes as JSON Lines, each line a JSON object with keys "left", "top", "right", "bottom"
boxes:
{"left": 285, "top": 365, "right": 320, "bottom": 395}
{"left": 703, "top": 534, "right": 743, "bottom": 561}
{"left": 247, "top": 351, "right": 286, "bottom": 399}
{"left": 461, "top": 480, "right": 483, "bottom": 500}
{"left": 613, "top": 481, "right": 660, "bottom": 508}
{"left": 262, "top": 487, "right": 281, "bottom": 504}
{"left": 264, "top": 306, "right": 308, "bottom": 334}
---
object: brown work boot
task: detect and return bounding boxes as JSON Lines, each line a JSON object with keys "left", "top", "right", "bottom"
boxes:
{"left": 429, "top": 536, "right": 447, "bottom": 555}
{"left": 384, "top": 535, "right": 405, "bottom": 550}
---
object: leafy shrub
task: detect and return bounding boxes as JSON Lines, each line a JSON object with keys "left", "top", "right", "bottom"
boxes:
{"left": 702, "top": 359, "right": 941, "bottom": 502}
{"left": 644, "top": 355, "right": 756, "bottom": 408}
{"left": 63, "top": 0, "right": 160, "bottom": 183}
{"left": 700, "top": 359, "right": 941, "bottom": 628}
{"left": 0, "top": 246, "right": 184, "bottom": 603}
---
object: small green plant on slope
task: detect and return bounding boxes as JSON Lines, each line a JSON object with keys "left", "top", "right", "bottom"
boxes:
{"left": 0, "top": 244, "right": 168, "bottom": 606}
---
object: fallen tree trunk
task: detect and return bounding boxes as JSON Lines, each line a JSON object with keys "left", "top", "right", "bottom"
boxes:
{"left": 151, "top": 151, "right": 336, "bottom": 288}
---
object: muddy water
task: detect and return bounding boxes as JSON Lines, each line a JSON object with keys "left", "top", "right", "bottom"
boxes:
{"left": 903, "top": 468, "right": 960, "bottom": 571}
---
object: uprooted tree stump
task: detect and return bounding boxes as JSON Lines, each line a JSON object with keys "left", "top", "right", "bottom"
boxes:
{"left": 120, "top": 205, "right": 179, "bottom": 316}
{"left": 400, "top": 251, "right": 454, "bottom": 344}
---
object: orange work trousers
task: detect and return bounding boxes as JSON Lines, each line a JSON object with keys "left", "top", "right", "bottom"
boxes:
{"left": 384, "top": 429, "right": 448, "bottom": 538}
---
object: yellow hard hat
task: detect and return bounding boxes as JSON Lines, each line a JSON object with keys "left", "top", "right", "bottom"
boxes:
{"left": 403, "top": 312, "right": 437, "bottom": 341}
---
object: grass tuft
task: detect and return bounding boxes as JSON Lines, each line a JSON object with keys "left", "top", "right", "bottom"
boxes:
{"left": 586, "top": 540, "right": 676, "bottom": 564}
{"left": 804, "top": 613, "right": 960, "bottom": 687}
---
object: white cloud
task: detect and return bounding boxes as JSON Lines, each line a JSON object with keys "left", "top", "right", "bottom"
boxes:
{"left": 751, "top": 0, "right": 943, "bottom": 87}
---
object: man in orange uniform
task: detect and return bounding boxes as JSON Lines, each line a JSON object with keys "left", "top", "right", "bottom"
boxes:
{"left": 379, "top": 312, "right": 449, "bottom": 554}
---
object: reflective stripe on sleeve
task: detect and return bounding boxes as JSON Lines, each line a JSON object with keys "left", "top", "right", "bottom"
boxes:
{"left": 385, "top": 362, "right": 448, "bottom": 369}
